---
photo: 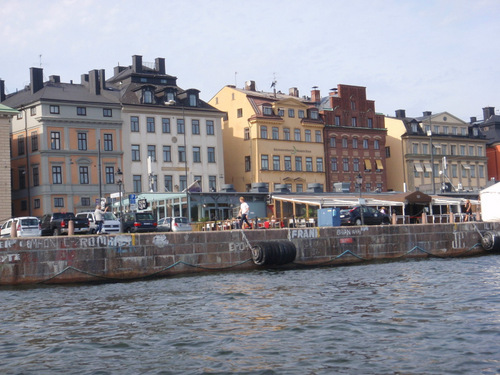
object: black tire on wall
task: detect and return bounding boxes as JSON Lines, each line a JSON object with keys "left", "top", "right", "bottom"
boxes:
{"left": 251, "top": 241, "right": 297, "bottom": 266}
{"left": 481, "top": 231, "right": 500, "bottom": 251}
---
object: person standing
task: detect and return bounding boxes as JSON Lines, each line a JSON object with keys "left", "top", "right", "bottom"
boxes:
{"left": 238, "top": 197, "right": 252, "bottom": 229}
{"left": 94, "top": 204, "right": 108, "bottom": 234}
{"left": 464, "top": 199, "right": 473, "bottom": 222}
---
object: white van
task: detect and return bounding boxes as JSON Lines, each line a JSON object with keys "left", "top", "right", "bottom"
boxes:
{"left": 1, "top": 217, "right": 41, "bottom": 238}
{"left": 76, "top": 211, "right": 121, "bottom": 234}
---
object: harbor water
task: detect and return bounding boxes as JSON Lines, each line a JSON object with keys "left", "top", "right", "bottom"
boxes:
{"left": 1, "top": 255, "right": 500, "bottom": 374}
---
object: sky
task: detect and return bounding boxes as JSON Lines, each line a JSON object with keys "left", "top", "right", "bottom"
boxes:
{"left": 2, "top": 0, "right": 500, "bottom": 120}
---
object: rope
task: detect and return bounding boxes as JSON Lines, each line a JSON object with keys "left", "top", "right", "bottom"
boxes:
{"left": 241, "top": 230, "right": 252, "bottom": 250}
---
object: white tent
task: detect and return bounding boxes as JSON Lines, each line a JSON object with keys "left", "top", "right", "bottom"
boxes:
{"left": 480, "top": 183, "right": 500, "bottom": 222}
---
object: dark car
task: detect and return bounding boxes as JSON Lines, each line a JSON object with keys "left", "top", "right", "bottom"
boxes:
{"left": 340, "top": 206, "right": 390, "bottom": 226}
{"left": 121, "top": 212, "right": 157, "bottom": 233}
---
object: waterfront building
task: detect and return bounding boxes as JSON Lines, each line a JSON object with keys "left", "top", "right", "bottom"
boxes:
{"left": 385, "top": 110, "right": 488, "bottom": 194}
{"left": 1, "top": 69, "right": 123, "bottom": 217}
{"left": 317, "top": 84, "right": 387, "bottom": 192}
{"left": 209, "top": 81, "right": 325, "bottom": 193}
{"left": 106, "top": 55, "right": 225, "bottom": 201}
{"left": 475, "top": 107, "right": 500, "bottom": 182}
{"left": 0, "top": 103, "right": 18, "bottom": 219}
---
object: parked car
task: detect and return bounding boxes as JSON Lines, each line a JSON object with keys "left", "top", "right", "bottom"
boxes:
{"left": 340, "top": 206, "right": 390, "bottom": 226}
{"left": 158, "top": 217, "right": 192, "bottom": 232}
{"left": 76, "top": 211, "right": 121, "bottom": 234}
{"left": 122, "top": 212, "right": 157, "bottom": 233}
{"left": 1, "top": 217, "right": 41, "bottom": 238}
{"left": 40, "top": 212, "right": 90, "bottom": 236}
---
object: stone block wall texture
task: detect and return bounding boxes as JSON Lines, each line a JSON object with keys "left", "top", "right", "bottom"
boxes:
{"left": 0, "top": 222, "right": 498, "bottom": 285}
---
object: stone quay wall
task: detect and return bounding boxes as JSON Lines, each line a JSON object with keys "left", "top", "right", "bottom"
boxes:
{"left": 1, "top": 222, "right": 498, "bottom": 286}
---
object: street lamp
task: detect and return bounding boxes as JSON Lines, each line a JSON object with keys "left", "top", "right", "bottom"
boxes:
{"left": 116, "top": 168, "right": 123, "bottom": 232}
{"left": 427, "top": 129, "right": 436, "bottom": 195}
{"left": 356, "top": 173, "right": 364, "bottom": 225}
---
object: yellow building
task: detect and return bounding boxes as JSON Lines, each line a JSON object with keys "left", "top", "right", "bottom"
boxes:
{"left": 385, "top": 109, "right": 488, "bottom": 193}
{"left": 209, "top": 81, "right": 325, "bottom": 192}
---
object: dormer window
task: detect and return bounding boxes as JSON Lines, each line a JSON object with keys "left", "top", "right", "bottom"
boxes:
{"left": 165, "top": 90, "right": 176, "bottom": 103}
{"left": 310, "top": 109, "right": 319, "bottom": 120}
{"left": 189, "top": 94, "right": 197, "bottom": 107}
{"left": 143, "top": 88, "right": 153, "bottom": 104}
{"left": 411, "top": 123, "right": 418, "bottom": 133}
{"left": 263, "top": 105, "right": 273, "bottom": 115}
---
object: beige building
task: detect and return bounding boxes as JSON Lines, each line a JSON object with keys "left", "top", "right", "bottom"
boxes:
{"left": 0, "top": 103, "right": 18, "bottom": 220}
{"left": 209, "top": 81, "right": 325, "bottom": 192}
{"left": 385, "top": 110, "right": 488, "bottom": 194}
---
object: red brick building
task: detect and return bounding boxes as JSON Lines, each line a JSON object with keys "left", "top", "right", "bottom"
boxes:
{"left": 316, "top": 84, "right": 387, "bottom": 192}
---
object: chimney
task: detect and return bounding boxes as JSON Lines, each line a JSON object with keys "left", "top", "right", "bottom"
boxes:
{"left": 155, "top": 58, "right": 166, "bottom": 74}
{"left": 30, "top": 67, "right": 44, "bottom": 94}
{"left": 99, "top": 69, "right": 106, "bottom": 91}
{"left": 423, "top": 111, "right": 432, "bottom": 117}
{"left": 0, "top": 80, "right": 5, "bottom": 102}
{"left": 470, "top": 117, "right": 477, "bottom": 123}
{"left": 132, "top": 55, "right": 143, "bottom": 73}
{"left": 395, "top": 109, "right": 406, "bottom": 118}
{"left": 81, "top": 74, "right": 89, "bottom": 84}
{"left": 289, "top": 87, "right": 299, "bottom": 97}
{"left": 244, "top": 80, "right": 256, "bottom": 91}
{"left": 483, "top": 107, "right": 495, "bottom": 120}
{"left": 88, "top": 70, "right": 100, "bottom": 95}
{"left": 49, "top": 75, "right": 60, "bottom": 83}
{"left": 311, "top": 87, "right": 321, "bottom": 103}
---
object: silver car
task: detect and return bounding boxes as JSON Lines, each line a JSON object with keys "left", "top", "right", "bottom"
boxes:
{"left": 158, "top": 217, "right": 192, "bottom": 232}
{"left": 1, "top": 217, "right": 41, "bottom": 238}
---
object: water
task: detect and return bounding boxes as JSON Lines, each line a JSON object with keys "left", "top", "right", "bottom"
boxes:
{"left": 1, "top": 255, "right": 500, "bottom": 375}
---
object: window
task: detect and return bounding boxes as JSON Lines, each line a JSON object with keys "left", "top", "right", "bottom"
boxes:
{"left": 363, "top": 139, "right": 369, "bottom": 149}
{"left": 343, "top": 158, "right": 349, "bottom": 172}
{"left": 469, "top": 146, "right": 474, "bottom": 156}
{"left": 351, "top": 117, "right": 357, "bottom": 127}
{"left": 451, "top": 145, "right": 457, "bottom": 155}
{"left": 79, "top": 166, "right": 89, "bottom": 184}
{"left": 260, "top": 126, "right": 268, "bottom": 139}
{"left": 461, "top": 128, "right": 467, "bottom": 136}
{"left": 51, "top": 132, "right": 61, "bottom": 150}
{"left": 30, "top": 106, "right": 36, "bottom": 116}
{"left": 133, "top": 175, "right": 142, "bottom": 193}
{"left": 207, "top": 147, "right": 216, "bottom": 163}
{"left": 193, "top": 147, "right": 201, "bottom": 162}
{"left": 261, "top": 155, "right": 269, "bottom": 170}
{"left": 34, "top": 198, "right": 40, "bottom": 209}
{"left": 385, "top": 146, "right": 391, "bottom": 158}
{"left": 132, "top": 145, "right": 140, "bottom": 161}
{"left": 263, "top": 105, "right": 273, "bottom": 115}
{"left": 209, "top": 176, "right": 217, "bottom": 191}
{"left": 50, "top": 105, "right": 60, "bottom": 114}
{"left": 470, "top": 165, "right": 476, "bottom": 178}
{"left": 178, "top": 146, "right": 186, "bottom": 162}
{"left": 452, "top": 127, "right": 458, "bottom": 135}
{"left": 131, "top": 116, "right": 139, "bottom": 132}
{"left": 477, "top": 146, "right": 483, "bottom": 156}
{"left": 162, "top": 118, "right": 170, "bottom": 133}
{"left": 273, "top": 155, "right": 280, "bottom": 170}
{"left": 245, "top": 156, "right": 251, "bottom": 172}
{"left": 288, "top": 109, "right": 295, "bottom": 117}
{"left": 164, "top": 175, "right": 173, "bottom": 192}
{"left": 342, "top": 138, "right": 348, "bottom": 148}
{"left": 352, "top": 138, "right": 358, "bottom": 149}
{"left": 163, "top": 146, "right": 171, "bottom": 162}
{"left": 77, "top": 107, "right": 86, "bottom": 116}
{"left": 54, "top": 198, "right": 64, "bottom": 207}
{"left": 18, "top": 136, "right": 25, "bottom": 155}
{"left": 479, "top": 165, "right": 485, "bottom": 178}
{"left": 278, "top": 108, "right": 284, "bottom": 116}
{"left": 460, "top": 145, "right": 466, "bottom": 156}
{"left": 103, "top": 134, "right": 113, "bottom": 151}
{"left": 284, "top": 156, "right": 292, "bottom": 171}
{"left": 283, "top": 128, "right": 290, "bottom": 140}
{"left": 473, "top": 128, "right": 479, "bottom": 137}
{"left": 305, "top": 130, "right": 311, "bottom": 142}
{"left": 31, "top": 132, "right": 38, "bottom": 152}
{"left": 306, "top": 157, "right": 313, "bottom": 171}
{"left": 189, "top": 94, "right": 197, "bottom": 107}
{"left": 315, "top": 130, "right": 321, "bottom": 143}
{"left": 52, "top": 166, "right": 62, "bottom": 184}
{"left": 296, "top": 184, "right": 303, "bottom": 193}
{"left": 206, "top": 120, "right": 215, "bottom": 135}
{"left": 298, "top": 110, "right": 305, "bottom": 118}
{"left": 374, "top": 139, "right": 380, "bottom": 150}
{"left": 316, "top": 158, "right": 323, "bottom": 172}
{"left": 78, "top": 133, "right": 87, "bottom": 151}
{"left": 353, "top": 158, "right": 360, "bottom": 172}
{"left": 452, "top": 164, "right": 457, "bottom": 178}
{"left": 422, "top": 143, "right": 428, "bottom": 154}
{"left": 192, "top": 120, "right": 200, "bottom": 135}
{"left": 33, "top": 166, "right": 39, "bottom": 186}
{"left": 334, "top": 116, "right": 341, "bottom": 126}
{"left": 147, "top": 117, "right": 155, "bottom": 133}
{"left": 330, "top": 137, "right": 336, "bottom": 147}
{"left": 180, "top": 175, "right": 187, "bottom": 191}
{"left": 150, "top": 175, "right": 158, "bottom": 192}
{"left": 143, "top": 90, "right": 153, "bottom": 104}
{"left": 244, "top": 127, "right": 250, "bottom": 140}
{"left": 272, "top": 127, "right": 279, "bottom": 140}
{"left": 441, "top": 144, "right": 447, "bottom": 155}
{"left": 411, "top": 123, "right": 418, "bottom": 133}
{"left": 147, "top": 145, "right": 156, "bottom": 161}
{"left": 237, "top": 108, "right": 243, "bottom": 118}
{"left": 177, "top": 119, "right": 185, "bottom": 134}
{"left": 81, "top": 197, "right": 90, "bottom": 207}
{"left": 351, "top": 101, "right": 356, "bottom": 110}
{"left": 19, "top": 169, "right": 26, "bottom": 189}
{"left": 105, "top": 166, "right": 115, "bottom": 184}
{"left": 294, "top": 129, "right": 301, "bottom": 141}
{"left": 103, "top": 108, "right": 112, "bottom": 117}
{"left": 311, "top": 110, "right": 319, "bottom": 120}
{"left": 367, "top": 118, "right": 373, "bottom": 128}
{"left": 295, "top": 156, "right": 302, "bottom": 171}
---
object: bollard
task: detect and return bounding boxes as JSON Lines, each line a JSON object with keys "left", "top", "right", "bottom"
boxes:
{"left": 68, "top": 220, "right": 75, "bottom": 235}
{"left": 10, "top": 221, "right": 17, "bottom": 238}
{"left": 422, "top": 212, "right": 427, "bottom": 224}
{"left": 392, "top": 212, "right": 397, "bottom": 225}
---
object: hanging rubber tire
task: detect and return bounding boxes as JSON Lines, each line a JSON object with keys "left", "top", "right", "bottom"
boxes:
{"left": 251, "top": 241, "right": 297, "bottom": 266}
{"left": 481, "top": 231, "right": 500, "bottom": 251}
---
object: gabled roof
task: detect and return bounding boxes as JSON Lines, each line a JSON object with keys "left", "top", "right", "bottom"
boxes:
{"left": 0, "top": 103, "right": 18, "bottom": 115}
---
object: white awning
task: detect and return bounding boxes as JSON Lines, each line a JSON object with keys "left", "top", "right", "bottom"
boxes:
{"left": 414, "top": 163, "right": 424, "bottom": 172}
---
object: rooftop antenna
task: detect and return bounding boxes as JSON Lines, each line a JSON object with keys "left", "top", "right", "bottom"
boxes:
{"left": 270, "top": 72, "right": 277, "bottom": 97}
{"left": 39, "top": 54, "right": 42, "bottom": 67}
{"left": 235, "top": 71, "right": 237, "bottom": 87}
